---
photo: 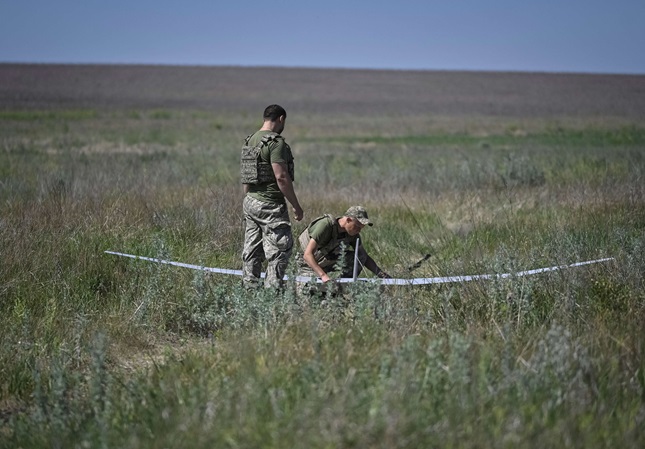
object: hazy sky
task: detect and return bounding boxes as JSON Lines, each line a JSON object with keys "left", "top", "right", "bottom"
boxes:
{"left": 1, "top": 0, "right": 644, "bottom": 74}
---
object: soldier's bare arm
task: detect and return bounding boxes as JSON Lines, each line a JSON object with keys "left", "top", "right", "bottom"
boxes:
{"left": 303, "top": 238, "right": 332, "bottom": 283}
{"left": 272, "top": 162, "right": 303, "bottom": 221}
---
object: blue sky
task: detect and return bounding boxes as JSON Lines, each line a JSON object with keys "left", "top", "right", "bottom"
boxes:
{"left": 1, "top": 0, "right": 644, "bottom": 74}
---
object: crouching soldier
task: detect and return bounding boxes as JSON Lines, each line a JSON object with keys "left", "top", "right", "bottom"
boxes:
{"left": 296, "top": 206, "right": 390, "bottom": 296}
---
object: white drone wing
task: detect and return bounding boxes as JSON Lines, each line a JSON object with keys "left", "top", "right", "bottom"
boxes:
{"left": 105, "top": 250, "right": 614, "bottom": 285}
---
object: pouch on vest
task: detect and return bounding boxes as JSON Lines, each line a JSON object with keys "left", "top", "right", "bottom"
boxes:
{"left": 240, "top": 133, "right": 278, "bottom": 184}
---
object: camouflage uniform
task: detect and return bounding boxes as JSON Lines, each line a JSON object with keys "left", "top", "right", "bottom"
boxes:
{"left": 296, "top": 207, "right": 388, "bottom": 298}
{"left": 242, "top": 196, "right": 293, "bottom": 288}
{"left": 295, "top": 214, "right": 369, "bottom": 281}
{"left": 241, "top": 129, "right": 295, "bottom": 289}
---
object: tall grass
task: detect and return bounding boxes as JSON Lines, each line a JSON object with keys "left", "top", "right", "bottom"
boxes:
{"left": 1, "top": 108, "right": 644, "bottom": 447}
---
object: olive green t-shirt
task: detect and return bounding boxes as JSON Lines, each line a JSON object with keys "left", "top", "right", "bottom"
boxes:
{"left": 308, "top": 216, "right": 354, "bottom": 250}
{"left": 308, "top": 217, "right": 336, "bottom": 247}
{"left": 246, "top": 130, "right": 293, "bottom": 204}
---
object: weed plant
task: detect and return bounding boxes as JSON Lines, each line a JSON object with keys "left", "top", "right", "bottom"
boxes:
{"left": 1, "top": 102, "right": 644, "bottom": 447}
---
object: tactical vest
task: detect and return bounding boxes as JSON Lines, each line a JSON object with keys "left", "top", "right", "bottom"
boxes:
{"left": 298, "top": 214, "right": 357, "bottom": 269}
{"left": 240, "top": 132, "right": 295, "bottom": 184}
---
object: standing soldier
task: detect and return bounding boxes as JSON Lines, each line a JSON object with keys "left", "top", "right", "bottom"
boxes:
{"left": 241, "top": 104, "right": 304, "bottom": 289}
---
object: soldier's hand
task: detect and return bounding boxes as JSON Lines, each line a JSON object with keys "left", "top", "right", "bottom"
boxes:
{"left": 377, "top": 270, "right": 391, "bottom": 279}
{"left": 293, "top": 205, "right": 304, "bottom": 221}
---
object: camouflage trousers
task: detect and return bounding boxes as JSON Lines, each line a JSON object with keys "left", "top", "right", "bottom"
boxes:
{"left": 242, "top": 195, "right": 293, "bottom": 289}
{"left": 296, "top": 248, "right": 368, "bottom": 279}
{"left": 295, "top": 249, "right": 367, "bottom": 298}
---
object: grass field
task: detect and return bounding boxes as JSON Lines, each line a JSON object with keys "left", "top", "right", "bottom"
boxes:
{"left": 1, "top": 64, "right": 644, "bottom": 448}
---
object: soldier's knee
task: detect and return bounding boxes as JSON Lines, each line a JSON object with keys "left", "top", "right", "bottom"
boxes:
{"left": 267, "top": 224, "right": 293, "bottom": 255}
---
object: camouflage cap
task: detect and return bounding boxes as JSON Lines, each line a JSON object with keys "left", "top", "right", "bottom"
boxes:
{"left": 345, "top": 206, "right": 373, "bottom": 226}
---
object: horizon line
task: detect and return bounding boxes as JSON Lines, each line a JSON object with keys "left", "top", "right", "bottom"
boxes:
{"left": 1, "top": 60, "right": 643, "bottom": 77}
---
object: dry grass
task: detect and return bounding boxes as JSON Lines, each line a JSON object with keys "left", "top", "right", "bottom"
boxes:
{"left": 1, "top": 64, "right": 644, "bottom": 448}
